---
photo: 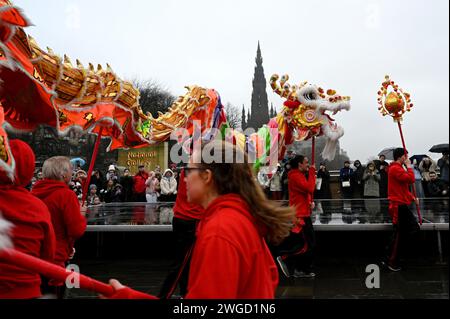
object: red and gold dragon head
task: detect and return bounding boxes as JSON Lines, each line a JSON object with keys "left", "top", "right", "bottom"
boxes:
{"left": 270, "top": 74, "right": 351, "bottom": 160}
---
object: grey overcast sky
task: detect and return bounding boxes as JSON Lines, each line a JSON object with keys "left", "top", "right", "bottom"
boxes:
{"left": 14, "top": 0, "right": 449, "bottom": 162}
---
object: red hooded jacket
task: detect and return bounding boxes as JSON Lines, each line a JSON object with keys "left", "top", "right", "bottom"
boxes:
{"left": 288, "top": 167, "right": 316, "bottom": 218}
{"left": 186, "top": 194, "right": 278, "bottom": 299}
{"left": 133, "top": 171, "right": 149, "bottom": 194}
{"left": 388, "top": 162, "right": 415, "bottom": 224}
{"left": 109, "top": 194, "right": 278, "bottom": 299}
{"left": 173, "top": 170, "right": 204, "bottom": 221}
{"left": 0, "top": 140, "right": 56, "bottom": 299}
{"left": 32, "top": 179, "right": 86, "bottom": 267}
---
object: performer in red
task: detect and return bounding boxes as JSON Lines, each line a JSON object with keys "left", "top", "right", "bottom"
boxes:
{"left": 382, "top": 147, "right": 419, "bottom": 272}
{"left": 158, "top": 168, "right": 204, "bottom": 298}
{"left": 133, "top": 165, "right": 149, "bottom": 202}
{"left": 32, "top": 156, "right": 87, "bottom": 298}
{"left": 276, "top": 155, "right": 316, "bottom": 278}
{"left": 107, "top": 140, "right": 295, "bottom": 299}
{"left": 0, "top": 140, "right": 56, "bottom": 299}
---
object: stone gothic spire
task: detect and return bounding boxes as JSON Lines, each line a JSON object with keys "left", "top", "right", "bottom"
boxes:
{"left": 270, "top": 103, "right": 275, "bottom": 118}
{"left": 247, "top": 41, "right": 270, "bottom": 130}
{"left": 241, "top": 105, "right": 247, "bottom": 129}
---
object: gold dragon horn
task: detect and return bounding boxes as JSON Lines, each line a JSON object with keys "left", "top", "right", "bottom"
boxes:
{"left": 270, "top": 73, "right": 296, "bottom": 100}
{"left": 280, "top": 74, "right": 289, "bottom": 88}
{"left": 27, "top": 35, "right": 38, "bottom": 47}
{"left": 270, "top": 74, "right": 283, "bottom": 97}
{"left": 46, "top": 47, "right": 55, "bottom": 56}
{"left": 106, "top": 63, "right": 114, "bottom": 73}
{"left": 289, "top": 85, "right": 298, "bottom": 100}
{"left": 76, "top": 59, "right": 84, "bottom": 69}
{"left": 63, "top": 54, "right": 73, "bottom": 67}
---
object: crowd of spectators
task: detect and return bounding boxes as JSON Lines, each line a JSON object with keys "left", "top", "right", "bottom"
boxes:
{"left": 27, "top": 151, "right": 449, "bottom": 206}
{"left": 257, "top": 151, "right": 449, "bottom": 201}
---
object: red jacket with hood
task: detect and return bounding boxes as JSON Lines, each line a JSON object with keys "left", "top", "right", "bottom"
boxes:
{"left": 32, "top": 179, "right": 86, "bottom": 267}
{"left": 133, "top": 171, "right": 149, "bottom": 194}
{"left": 0, "top": 140, "right": 56, "bottom": 299}
{"left": 109, "top": 194, "right": 278, "bottom": 299}
{"left": 186, "top": 194, "right": 278, "bottom": 298}
{"left": 173, "top": 170, "right": 204, "bottom": 221}
{"left": 388, "top": 161, "right": 415, "bottom": 224}
{"left": 288, "top": 167, "right": 316, "bottom": 219}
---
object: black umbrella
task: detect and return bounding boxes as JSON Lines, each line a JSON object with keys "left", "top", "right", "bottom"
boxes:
{"left": 429, "top": 143, "right": 449, "bottom": 153}
{"left": 378, "top": 147, "right": 397, "bottom": 161}
{"left": 409, "top": 154, "right": 428, "bottom": 164}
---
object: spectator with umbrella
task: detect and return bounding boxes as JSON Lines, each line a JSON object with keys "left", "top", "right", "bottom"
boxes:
{"left": 70, "top": 158, "right": 86, "bottom": 171}
{"left": 409, "top": 154, "right": 427, "bottom": 165}
{"left": 430, "top": 144, "right": 449, "bottom": 186}
{"left": 438, "top": 152, "right": 449, "bottom": 186}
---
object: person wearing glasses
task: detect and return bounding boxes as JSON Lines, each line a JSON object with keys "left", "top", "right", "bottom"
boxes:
{"left": 106, "top": 140, "right": 295, "bottom": 299}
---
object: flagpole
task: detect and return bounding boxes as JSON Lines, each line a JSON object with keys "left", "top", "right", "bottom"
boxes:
{"left": 82, "top": 127, "right": 104, "bottom": 205}
{"left": 397, "top": 121, "right": 422, "bottom": 225}
{"left": 377, "top": 75, "right": 421, "bottom": 225}
{"left": 0, "top": 248, "right": 114, "bottom": 296}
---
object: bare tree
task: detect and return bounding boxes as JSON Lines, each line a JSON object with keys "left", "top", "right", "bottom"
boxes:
{"left": 225, "top": 102, "right": 242, "bottom": 129}
{"left": 132, "top": 79, "right": 176, "bottom": 118}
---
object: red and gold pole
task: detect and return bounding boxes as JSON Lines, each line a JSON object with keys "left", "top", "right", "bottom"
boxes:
{"left": 377, "top": 75, "right": 422, "bottom": 225}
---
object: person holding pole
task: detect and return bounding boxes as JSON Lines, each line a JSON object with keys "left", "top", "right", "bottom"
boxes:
{"left": 382, "top": 148, "right": 420, "bottom": 272}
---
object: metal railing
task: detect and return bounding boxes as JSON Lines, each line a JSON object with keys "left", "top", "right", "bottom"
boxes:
{"left": 85, "top": 198, "right": 449, "bottom": 232}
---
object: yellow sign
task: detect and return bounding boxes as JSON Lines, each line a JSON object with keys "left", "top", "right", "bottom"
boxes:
{"left": 117, "top": 143, "right": 168, "bottom": 174}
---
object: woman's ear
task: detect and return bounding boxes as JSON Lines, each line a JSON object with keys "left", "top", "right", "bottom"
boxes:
{"left": 202, "top": 169, "right": 214, "bottom": 185}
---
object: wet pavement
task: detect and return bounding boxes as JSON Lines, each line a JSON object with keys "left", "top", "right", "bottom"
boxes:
{"left": 66, "top": 198, "right": 449, "bottom": 299}
{"left": 66, "top": 254, "right": 448, "bottom": 299}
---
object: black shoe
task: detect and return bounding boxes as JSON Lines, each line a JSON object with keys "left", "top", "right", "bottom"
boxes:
{"left": 381, "top": 260, "right": 402, "bottom": 272}
{"left": 276, "top": 256, "right": 290, "bottom": 278}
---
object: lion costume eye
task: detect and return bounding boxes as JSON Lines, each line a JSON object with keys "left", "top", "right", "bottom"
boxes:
{"left": 303, "top": 92, "right": 317, "bottom": 101}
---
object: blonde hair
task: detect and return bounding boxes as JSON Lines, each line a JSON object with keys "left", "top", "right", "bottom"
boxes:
{"left": 197, "top": 140, "right": 295, "bottom": 245}
{"left": 42, "top": 156, "right": 72, "bottom": 181}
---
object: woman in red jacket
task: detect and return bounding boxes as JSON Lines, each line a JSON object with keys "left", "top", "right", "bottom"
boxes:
{"left": 0, "top": 140, "right": 56, "bottom": 299}
{"left": 107, "top": 140, "right": 295, "bottom": 299}
{"left": 276, "top": 155, "right": 317, "bottom": 279}
{"left": 32, "top": 156, "right": 87, "bottom": 298}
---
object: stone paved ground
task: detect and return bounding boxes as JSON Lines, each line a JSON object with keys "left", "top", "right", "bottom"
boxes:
{"left": 66, "top": 255, "right": 448, "bottom": 299}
